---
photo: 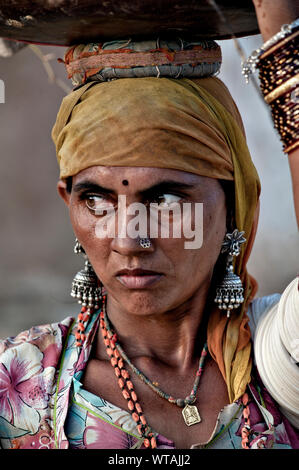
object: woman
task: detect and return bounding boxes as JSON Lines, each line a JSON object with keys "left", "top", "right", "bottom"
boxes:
{"left": 0, "top": 0, "right": 298, "bottom": 449}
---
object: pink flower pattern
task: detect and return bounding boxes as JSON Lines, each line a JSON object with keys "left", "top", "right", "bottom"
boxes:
{"left": 0, "top": 342, "right": 55, "bottom": 434}
{"left": 0, "top": 314, "right": 298, "bottom": 449}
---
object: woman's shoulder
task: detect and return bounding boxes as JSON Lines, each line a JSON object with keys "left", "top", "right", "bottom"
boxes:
{"left": 0, "top": 316, "right": 76, "bottom": 443}
{"left": 0, "top": 316, "right": 75, "bottom": 357}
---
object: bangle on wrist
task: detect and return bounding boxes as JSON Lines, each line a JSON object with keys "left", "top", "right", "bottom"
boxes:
{"left": 243, "top": 19, "right": 299, "bottom": 154}
{"left": 242, "top": 18, "right": 299, "bottom": 83}
{"left": 264, "top": 75, "right": 299, "bottom": 104}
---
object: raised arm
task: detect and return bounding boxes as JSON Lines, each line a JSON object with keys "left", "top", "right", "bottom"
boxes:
{"left": 252, "top": 0, "right": 299, "bottom": 228}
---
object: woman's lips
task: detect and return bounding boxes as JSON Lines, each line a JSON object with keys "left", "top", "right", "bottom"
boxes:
{"left": 115, "top": 269, "right": 163, "bottom": 289}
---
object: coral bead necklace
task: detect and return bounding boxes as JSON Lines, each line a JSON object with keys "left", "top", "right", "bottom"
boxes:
{"left": 99, "top": 295, "right": 209, "bottom": 447}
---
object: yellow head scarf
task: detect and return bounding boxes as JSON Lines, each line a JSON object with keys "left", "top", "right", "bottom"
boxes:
{"left": 52, "top": 75, "right": 261, "bottom": 402}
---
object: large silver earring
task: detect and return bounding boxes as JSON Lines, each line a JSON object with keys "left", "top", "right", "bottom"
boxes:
{"left": 71, "top": 238, "right": 102, "bottom": 310}
{"left": 214, "top": 229, "right": 246, "bottom": 318}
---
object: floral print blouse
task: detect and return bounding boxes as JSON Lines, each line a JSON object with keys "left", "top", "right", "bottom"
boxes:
{"left": 0, "top": 294, "right": 298, "bottom": 449}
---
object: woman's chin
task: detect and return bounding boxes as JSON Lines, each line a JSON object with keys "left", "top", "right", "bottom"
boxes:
{"left": 108, "top": 288, "right": 174, "bottom": 317}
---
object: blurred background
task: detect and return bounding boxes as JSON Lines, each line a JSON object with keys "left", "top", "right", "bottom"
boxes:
{"left": 0, "top": 35, "right": 298, "bottom": 339}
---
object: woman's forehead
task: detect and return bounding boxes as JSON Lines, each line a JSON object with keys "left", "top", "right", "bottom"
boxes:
{"left": 72, "top": 165, "right": 211, "bottom": 187}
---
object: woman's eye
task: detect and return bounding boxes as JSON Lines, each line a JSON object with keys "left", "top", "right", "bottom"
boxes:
{"left": 85, "top": 196, "right": 114, "bottom": 215}
{"left": 153, "top": 193, "right": 182, "bottom": 207}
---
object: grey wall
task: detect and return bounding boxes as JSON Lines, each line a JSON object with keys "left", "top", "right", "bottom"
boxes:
{"left": 0, "top": 36, "right": 298, "bottom": 339}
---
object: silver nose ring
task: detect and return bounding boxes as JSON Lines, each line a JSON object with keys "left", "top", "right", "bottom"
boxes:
{"left": 139, "top": 237, "right": 152, "bottom": 249}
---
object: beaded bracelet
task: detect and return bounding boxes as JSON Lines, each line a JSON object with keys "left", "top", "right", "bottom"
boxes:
{"left": 242, "top": 18, "right": 299, "bottom": 83}
{"left": 258, "top": 30, "right": 299, "bottom": 153}
{"left": 269, "top": 88, "right": 299, "bottom": 153}
{"left": 257, "top": 31, "right": 299, "bottom": 96}
{"left": 242, "top": 19, "right": 299, "bottom": 154}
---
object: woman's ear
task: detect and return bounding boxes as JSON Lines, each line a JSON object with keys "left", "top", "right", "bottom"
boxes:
{"left": 57, "top": 179, "right": 71, "bottom": 207}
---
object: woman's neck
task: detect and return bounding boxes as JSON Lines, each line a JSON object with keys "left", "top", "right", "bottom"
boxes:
{"left": 96, "top": 282, "right": 212, "bottom": 372}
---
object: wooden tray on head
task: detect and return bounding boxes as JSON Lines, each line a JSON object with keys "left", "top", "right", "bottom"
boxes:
{"left": 0, "top": 0, "right": 259, "bottom": 46}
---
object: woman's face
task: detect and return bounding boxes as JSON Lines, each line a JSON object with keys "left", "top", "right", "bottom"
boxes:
{"left": 58, "top": 166, "right": 227, "bottom": 315}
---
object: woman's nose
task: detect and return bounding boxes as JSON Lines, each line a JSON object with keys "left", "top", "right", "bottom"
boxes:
{"left": 110, "top": 234, "right": 154, "bottom": 256}
{"left": 110, "top": 203, "right": 154, "bottom": 255}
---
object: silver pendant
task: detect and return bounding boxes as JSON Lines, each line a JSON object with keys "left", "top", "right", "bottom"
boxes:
{"left": 182, "top": 405, "right": 201, "bottom": 426}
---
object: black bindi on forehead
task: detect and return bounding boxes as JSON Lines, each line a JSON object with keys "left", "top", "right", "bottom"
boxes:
{"left": 122, "top": 179, "right": 129, "bottom": 186}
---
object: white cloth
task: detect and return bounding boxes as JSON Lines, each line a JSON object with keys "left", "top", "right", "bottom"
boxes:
{"left": 248, "top": 277, "right": 299, "bottom": 429}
